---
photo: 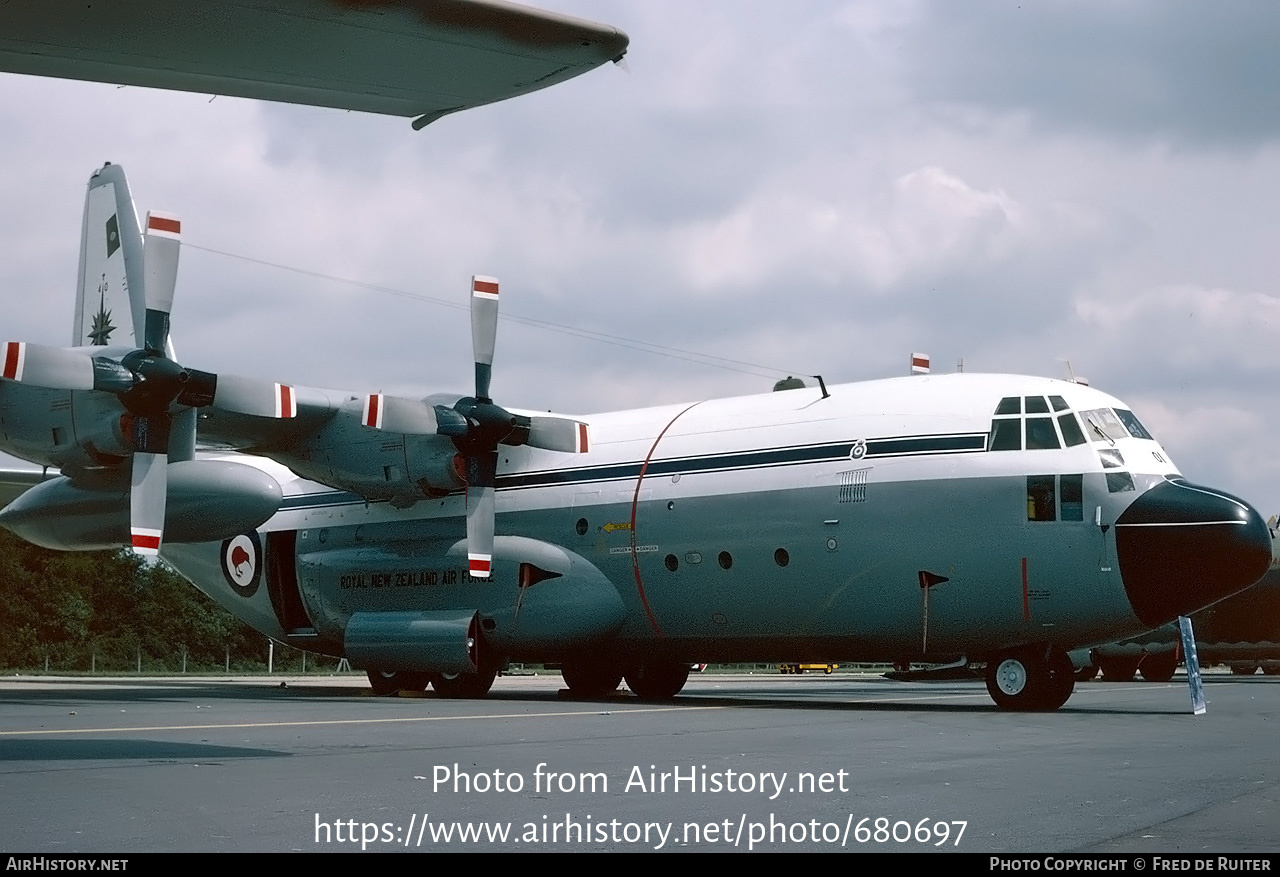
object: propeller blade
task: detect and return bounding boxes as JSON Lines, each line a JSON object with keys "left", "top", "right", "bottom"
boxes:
{"left": 362, "top": 393, "right": 440, "bottom": 433}
{"left": 141, "top": 212, "right": 181, "bottom": 354}
{"left": 208, "top": 375, "right": 297, "bottom": 418}
{"left": 471, "top": 275, "right": 499, "bottom": 400}
{"left": 526, "top": 416, "right": 590, "bottom": 453}
{"left": 129, "top": 450, "right": 167, "bottom": 556}
{"left": 467, "top": 484, "right": 495, "bottom": 579}
{"left": 2, "top": 342, "right": 95, "bottom": 389}
{"left": 465, "top": 450, "right": 497, "bottom": 579}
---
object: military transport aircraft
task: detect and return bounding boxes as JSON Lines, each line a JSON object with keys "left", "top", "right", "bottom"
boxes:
{"left": 0, "top": 163, "right": 1272, "bottom": 712}
{"left": 0, "top": 1, "right": 1271, "bottom": 712}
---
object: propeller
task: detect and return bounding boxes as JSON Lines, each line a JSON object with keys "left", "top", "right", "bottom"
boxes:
{"left": 361, "top": 275, "right": 590, "bottom": 578}
{"left": 2, "top": 212, "right": 295, "bottom": 556}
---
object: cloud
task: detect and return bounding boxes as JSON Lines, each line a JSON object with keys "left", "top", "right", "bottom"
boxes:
{"left": 902, "top": 1, "right": 1280, "bottom": 149}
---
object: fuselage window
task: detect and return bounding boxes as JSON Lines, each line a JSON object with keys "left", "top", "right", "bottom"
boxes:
{"left": 1060, "top": 474, "right": 1084, "bottom": 521}
{"left": 1025, "top": 417, "right": 1061, "bottom": 450}
{"left": 1025, "top": 396, "right": 1050, "bottom": 414}
{"left": 1027, "top": 475, "right": 1056, "bottom": 521}
{"left": 1049, "top": 395, "right": 1070, "bottom": 412}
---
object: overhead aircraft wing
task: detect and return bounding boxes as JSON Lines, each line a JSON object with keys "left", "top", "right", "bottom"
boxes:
{"left": 0, "top": 0, "right": 629, "bottom": 129}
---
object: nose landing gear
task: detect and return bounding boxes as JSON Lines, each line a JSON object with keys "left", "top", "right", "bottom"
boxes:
{"left": 985, "top": 645, "right": 1075, "bottom": 711}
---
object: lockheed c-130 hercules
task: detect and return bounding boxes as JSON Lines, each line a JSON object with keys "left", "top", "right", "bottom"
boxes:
{"left": 0, "top": 0, "right": 1271, "bottom": 712}
{"left": 0, "top": 162, "right": 1271, "bottom": 712}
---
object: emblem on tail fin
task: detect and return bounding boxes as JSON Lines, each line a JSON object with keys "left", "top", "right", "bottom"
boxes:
{"left": 73, "top": 164, "right": 142, "bottom": 349}
{"left": 87, "top": 282, "right": 116, "bottom": 346}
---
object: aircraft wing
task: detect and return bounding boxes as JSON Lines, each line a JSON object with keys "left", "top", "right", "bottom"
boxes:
{"left": 0, "top": 0, "right": 629, "bottom": 128}
{"left": 194, "top": 385, "right": 349, "bottom": 452}
{"left": 0, "top": 468, "right": 48, "bottom": 509}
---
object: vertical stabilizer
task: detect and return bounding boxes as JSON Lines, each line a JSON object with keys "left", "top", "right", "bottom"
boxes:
{"left": 72, "top": 164, "right": 144, "bottom": 348}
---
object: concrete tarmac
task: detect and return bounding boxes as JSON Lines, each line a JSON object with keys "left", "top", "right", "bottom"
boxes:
{"left": 0, "top": 671, "right": 1276, "bottom": 853}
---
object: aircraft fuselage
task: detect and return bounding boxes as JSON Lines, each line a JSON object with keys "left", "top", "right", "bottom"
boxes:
{"left": 141, "top": 372, "right": 1268, "bottom": 679}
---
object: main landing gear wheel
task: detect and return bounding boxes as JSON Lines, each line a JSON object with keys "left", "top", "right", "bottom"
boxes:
{"left": 560, "top": 658, "right": 624, "bottom": 698}
{"left": 984, "top": 646, "right": 1075, "bottom": 711}
{"left": 431, "top": 665, "right": 499, "bottom": 699}
{"left": 625, "top": 661, "right": 691, "bottom": 700}
{"left": 367, "top": 670, "right": 430, "bottom": 696}
{"left": 1098, "top": 656, "right": 1140, "bottom": 682}
{"left": 1138, "top": 653, "right": 1178, "bottom": 683}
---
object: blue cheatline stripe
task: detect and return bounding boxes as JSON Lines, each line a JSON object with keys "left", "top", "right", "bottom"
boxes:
{"left": 865, "top": 434, "right": 988, "bottom": 457}
{"left": 276, "top": 432, "right": 991, "bottom": 510}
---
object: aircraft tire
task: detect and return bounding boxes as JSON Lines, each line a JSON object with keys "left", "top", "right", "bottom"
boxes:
{"left": 1230, "top": 664, "right": 1259, "bottom": 676}
{"left": 625, "top": 661, "right": 691, "bottom": 700}
{"left": 367, "top": 670, "right": 429, "bottom": 696}
{"left": 984, "top": 647, "right": 1074, "bottom": 711}
{"left": 431, "top": 665, "right": 498, "bottom": 699}
{"left": 1262, "top": 666, "right": 1280, "bottom": 676}
{"left": 1074, "top": 664, "right": 1099, "bottom": 682}
{"left": 1138, "top": 653, "right": 1177, "bottom": 683}
{"left": 1098, "top": 657, "right": 1139, "bottom": 682}
{"left": 560, "top": 659, "right": 624, "bottom": 698}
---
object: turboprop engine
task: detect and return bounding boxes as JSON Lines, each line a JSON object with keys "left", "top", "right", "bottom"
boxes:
{"left": 0, "top": 459, "right": 282, "bottom": 551}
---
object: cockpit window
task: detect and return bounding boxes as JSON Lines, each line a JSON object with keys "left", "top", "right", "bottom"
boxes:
{"left": 1079, "top": 408, "right": 1127, "bottom": 443}
{"left": 995, "top": 397, "right": 1021, "bottom": 416}
{"left": 1080, "top": 407, "right": 1157, "bottom": 443}
{"left": 1098, "top": 448, "right": 1125, "bottom": 469}
{"left": 1025, "top": 418, "right": 1060, "bottom": 450}
{"left": 990, "top": 395, "right": 1090, "bottom": 452}
{"left": 1057, "top": 413, "right": 1086, "bottom": 447}
{"left": 989, "top": 419, "right": 1021, "bottom": 451}
{"left": 1106, "top": 471, "right": 1135, "bottom": 493}
{"left": 1114, "top": 408, "right": 1154, "bottom": 440}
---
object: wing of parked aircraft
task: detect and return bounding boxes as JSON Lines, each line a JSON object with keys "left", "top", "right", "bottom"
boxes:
{"left": 2, "top": 164, "right": 589, "bottom": 565}
{"left": 0, "top": 0, "right": 629, "bottom": 128}
{"left": 0, "top": 468, "right": 46, "bottom": 509}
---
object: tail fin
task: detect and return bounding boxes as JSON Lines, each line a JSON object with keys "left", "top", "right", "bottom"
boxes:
{"left": 72, "top": 164, "right": 145, "bottom": 349}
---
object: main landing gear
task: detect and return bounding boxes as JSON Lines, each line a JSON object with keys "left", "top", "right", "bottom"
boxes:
{"left": 365, "top": 665, "right": 498, "bottom": 698}
{"left": 624, "top": 661, "right": 691, "bottom": 700}
{"left": 559, "top": 657, "right": 692, "bottom": 700}
{"left": 366, "top": 670, "right": 430, "bottom": 696}
{"left": 559, "top": 657, "right": 624, "bottom": 698}
{"left": 432, "top": 665, "right": 499, "bottom": 699}
{"left": 985, "top": 646, "right": 1075, "bottom": 711}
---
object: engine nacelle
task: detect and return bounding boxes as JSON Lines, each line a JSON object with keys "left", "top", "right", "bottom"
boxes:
{"left": 285, "top": 399, "right": 466, "bottom": 506}
{"left": 0, "top": 459, "right": 283, "bottom": 550}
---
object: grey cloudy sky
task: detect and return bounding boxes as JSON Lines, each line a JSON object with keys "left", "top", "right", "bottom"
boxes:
{"left": 3, "top": 1, "right": 1280, "bottom": 512}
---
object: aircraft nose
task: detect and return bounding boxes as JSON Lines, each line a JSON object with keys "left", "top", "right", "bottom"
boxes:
{"left": 1115, "top": 479, "right": 1272, "bottom": 628}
